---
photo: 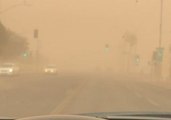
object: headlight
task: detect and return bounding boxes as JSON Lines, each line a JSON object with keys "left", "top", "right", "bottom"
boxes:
{"left": 9, "top": 69, "right": 13, "bottom": 72}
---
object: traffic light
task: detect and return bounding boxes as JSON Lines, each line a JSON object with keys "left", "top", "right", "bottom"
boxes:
{"left": 34, "top": 29, "right": 39, "bottom": 38}
{"left": 105, "top": 44, "right": 109, "bottom": 52}
{"left": 134, "top": 55, "right": 140, "bottom": 65}
{"left": 23, "top": 53, "right": 28, "bottom": 57}
{"left": 22, "top": 51, "right": 30, "bottom": 58}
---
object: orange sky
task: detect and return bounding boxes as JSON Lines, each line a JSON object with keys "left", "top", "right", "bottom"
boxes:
{"left": 1, "top": 0, "right": 171, "bottom": 72}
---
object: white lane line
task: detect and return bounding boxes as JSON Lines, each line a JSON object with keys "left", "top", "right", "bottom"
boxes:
{"left": 125, "top": 84, "right": 131, "bottom": 90}
{"left": 132, "top": 87, "right": 160, "bottom": 107}
{"left": 124, "top": 82, "right": 160, "bottom": 108}
{"left": 125, "top": 84, "right": 143, "bottom": 99}
{"left": 146, "top": 98, "right": 160, "bottom": 107}
{"left": 50, "top": 90, "right": 75, "bottom": 114}
{"left": 134, "top": 91, "right": 143, "bottom": 98}
{"left": 50, "top": 80, "right": 87, "bottom": 114}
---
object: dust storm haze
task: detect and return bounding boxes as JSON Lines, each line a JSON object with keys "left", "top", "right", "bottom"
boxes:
{"left": 1, "top": 0, "right": 171, "bottom": 73}
{"left": 2, "top": 1, "right": 171, "bottom": 118}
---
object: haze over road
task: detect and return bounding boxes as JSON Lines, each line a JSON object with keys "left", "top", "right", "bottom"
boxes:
{"left": 0, "top": 73, "right": 171, "bottom": 118}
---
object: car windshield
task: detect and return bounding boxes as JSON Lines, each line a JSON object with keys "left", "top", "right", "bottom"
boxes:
{"left": 0, "top": 0, "right": 171, "bottom": 119}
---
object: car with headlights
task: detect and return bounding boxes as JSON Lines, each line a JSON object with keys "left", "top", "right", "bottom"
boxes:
{"left": 0, "top": 63, "right": 19, "bottom": 76}
{"left": 43, "top": 65, "right": 57, "bottom": 74}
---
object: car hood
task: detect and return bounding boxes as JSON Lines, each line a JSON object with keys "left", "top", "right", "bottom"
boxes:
{"left": 3, "top": 112, "right": 171, "bottom": 120}
{"left": 80, "top": 112, "right": 171, "bottom": 119}
{"left": 17, "top": 115, "right": 104, "bottom": 120}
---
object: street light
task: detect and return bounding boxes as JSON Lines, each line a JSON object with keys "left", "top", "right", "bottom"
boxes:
{"left": 135, "top": 0, "right": 163, "bottom": 47}
{"left": 0, "top": 0, "right": 31, "bottom": 15}
{"left": 159, "top": 0, "right": 163, "bottom": 48}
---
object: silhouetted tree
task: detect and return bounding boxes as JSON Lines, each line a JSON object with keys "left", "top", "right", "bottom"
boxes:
{"left": 123, "top": 32, "right": 137, "bottom": 47}
{"left": 0, "top": 22, "right": 29, "bottom": 60}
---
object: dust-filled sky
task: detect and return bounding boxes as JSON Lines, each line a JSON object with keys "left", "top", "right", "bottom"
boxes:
{"left": 1, "top": 0, "right": 171, "bottom": 72}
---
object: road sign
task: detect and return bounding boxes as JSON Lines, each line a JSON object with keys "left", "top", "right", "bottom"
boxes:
{"left": 153, "top": 47, "right": 164, "bottom": 63}
{"left": 156, "top": 47, "right": 164, "bottom": 62}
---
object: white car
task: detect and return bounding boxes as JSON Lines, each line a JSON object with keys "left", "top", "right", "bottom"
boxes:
{"left": 44, "top": 65, "right": 57, "bottom": 74}
{"left": 0, "top": 63, "right": 19, "bottom": 75}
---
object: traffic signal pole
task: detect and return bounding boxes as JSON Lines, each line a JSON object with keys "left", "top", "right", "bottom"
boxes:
{"left": 34, "top": 29, "right": 39, "bottom": 72}
{"left": 158, "top": 0, "right": 163, "bottom": 79}
{"left": 151, "top": 0, "right": 164, "bottom": 79}
{"left": 36, "top": 37, "right": 39, "bottom": 70}
{"left": 159, "top": 0, "right": 163, "bottom": 48}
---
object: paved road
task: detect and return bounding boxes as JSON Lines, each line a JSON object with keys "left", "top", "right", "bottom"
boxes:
{"left": 0, "top": 73, "right": 171, "bottom": 118}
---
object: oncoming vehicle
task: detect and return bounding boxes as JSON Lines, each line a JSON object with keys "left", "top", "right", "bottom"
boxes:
{"left": 0, "top": 63, "right": 20, "bottom": 76}
{"left": 43, "top": 65, "right": 57, "bottom": 74}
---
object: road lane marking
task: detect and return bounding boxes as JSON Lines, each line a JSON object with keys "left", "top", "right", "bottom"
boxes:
{"left": 125, "top": 83, "right": 160, "bottom": 108}
{"left": 146, "top": 98, "right": 159, "bottom": 107}
{"left": 50, "top": 80, "right": 87, "bottom": 114}
{"left": 134, "top": 91, "right": 143, "bottom": 98}
{"left": 125, "top": 84, "right": 143, "bottom": 99}
{"left": 50, "top": 90, "right": 75, "bottom": 114}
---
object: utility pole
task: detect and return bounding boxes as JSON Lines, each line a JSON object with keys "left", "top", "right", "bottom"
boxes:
{"left": 0, "top": 0, "right": 30, "bottom": 15}
{"left": 156, "top": 0, "right": 164, "bottom": 79}
{"left": 159, "top": 0, "right": 163, "bottom": 48}
{"left": 34, "top": 29, "right": 40, "bottom": 72}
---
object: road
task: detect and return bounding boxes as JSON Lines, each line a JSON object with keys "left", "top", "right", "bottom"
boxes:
{"left": 0, "top": 73, "right": 171, "bottom": 118}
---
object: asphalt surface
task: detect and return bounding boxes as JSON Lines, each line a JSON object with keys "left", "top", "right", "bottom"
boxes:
{"left": 0, "top": 73, "right": 171, "bottom": 118}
